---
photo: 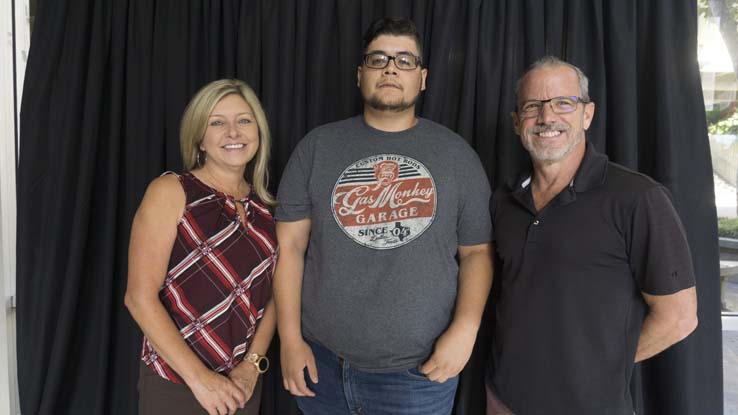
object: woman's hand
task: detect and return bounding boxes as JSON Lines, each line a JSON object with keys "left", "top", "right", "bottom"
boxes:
{"left": 228, "top": 361, "right": 260, "bottom": 402}
{"left": 188, "top": 369, "right": 246, "bottom": 415}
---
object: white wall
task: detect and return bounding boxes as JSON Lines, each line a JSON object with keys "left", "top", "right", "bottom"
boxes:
{"left": 1, "top": 1, "right": 29, "bottom": 414}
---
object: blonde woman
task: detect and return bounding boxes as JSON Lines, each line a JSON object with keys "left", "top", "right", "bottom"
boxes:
{"left": 126, "top": 79, "right": 277, "bottom": 415}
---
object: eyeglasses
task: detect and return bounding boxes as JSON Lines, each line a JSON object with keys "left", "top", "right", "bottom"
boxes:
{"left": 517, "top": 96, "right": 589, "bottom": 118}
{"left": 362, "top": 52, "right": 422, "bottom": 71}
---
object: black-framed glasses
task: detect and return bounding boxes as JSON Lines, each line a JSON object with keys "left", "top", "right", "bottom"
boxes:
{"left": 362, "top": 52, "right": 422, "bottom": 70}
{"left": 517, "top": 96, "right": 589, "bottom": 118}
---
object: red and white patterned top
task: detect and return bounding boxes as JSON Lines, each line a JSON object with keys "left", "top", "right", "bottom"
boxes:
{"left": 141, "top": 172, "right": 277, "bottom": 384}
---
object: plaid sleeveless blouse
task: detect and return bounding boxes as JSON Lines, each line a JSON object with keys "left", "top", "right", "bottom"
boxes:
{"left": 141, "top": 172, "right": 277, "bottom": 383}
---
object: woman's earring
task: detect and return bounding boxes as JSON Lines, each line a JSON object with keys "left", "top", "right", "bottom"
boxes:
{"left": 197, "top": 151, "right": 206, "bottom": 166}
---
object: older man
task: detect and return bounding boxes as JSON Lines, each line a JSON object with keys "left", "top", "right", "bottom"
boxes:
{"left": 486, "top": 56, "right": 698, "bottom": 415}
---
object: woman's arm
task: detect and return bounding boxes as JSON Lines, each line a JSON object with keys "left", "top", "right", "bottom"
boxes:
{"left": 124, "top": 175, "right": 246, "bottom": 415}
{"left": 228, "top": 299, "right": 276, "bottom": 399}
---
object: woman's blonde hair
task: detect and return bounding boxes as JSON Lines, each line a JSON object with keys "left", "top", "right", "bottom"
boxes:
{"left": 180, "top": 79, "right": 275, "bottom": 207}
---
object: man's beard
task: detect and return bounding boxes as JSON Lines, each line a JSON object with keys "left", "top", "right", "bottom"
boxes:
{"left": 522, "top": 124, "right": 583, "bottom": 164}
{"left": 365, "top": 90, "right": 419, "bottom": 112}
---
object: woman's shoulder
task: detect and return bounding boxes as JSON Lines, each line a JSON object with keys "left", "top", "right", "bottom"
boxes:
{"left": 149, "top": 172, "right": 184, "bottom": 194}
{"left": 141, "top": 173, "right": 186, "bottom": 211}
{"left": 130, "top": 173, "right": 187, "bottom": 226}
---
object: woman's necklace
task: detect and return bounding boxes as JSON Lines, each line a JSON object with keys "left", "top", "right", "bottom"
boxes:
{"left": 205, "top": 164, "right": 251, "bottom": 226}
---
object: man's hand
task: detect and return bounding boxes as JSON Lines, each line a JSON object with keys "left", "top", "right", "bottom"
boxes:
{"left": 419, "top": 243, "right": 490, "bottom": 384}
{"left": 420, "top": 322, "right": 477, "bottom": 383}
{"left": 281, "top": 338, "right": 319, "bottom": 397}
{"left": 188, "top": 369, "right": 246, "bottom": 415}
{"left": 228, "top": 361, "right": 260, "bottom": 404}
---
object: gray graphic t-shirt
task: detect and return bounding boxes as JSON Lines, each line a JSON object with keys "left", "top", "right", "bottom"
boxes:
{"left": 275, "top": 116, "right": 491, "bottom": 372}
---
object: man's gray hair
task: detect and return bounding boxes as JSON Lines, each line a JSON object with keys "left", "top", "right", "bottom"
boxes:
{"left": 514, "top": 56, "right": 590, "bottom": 103}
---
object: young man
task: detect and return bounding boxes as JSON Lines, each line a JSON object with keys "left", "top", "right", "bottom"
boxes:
{"left": 486, "top": 56, "right": 698, "bottom": 415}
{"left": 273, "top": 17, "right": 493, "bottom": 415}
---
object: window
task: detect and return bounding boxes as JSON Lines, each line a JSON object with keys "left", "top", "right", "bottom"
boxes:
{"left": 698, "top": 0, "right": 738, "bottom": 412}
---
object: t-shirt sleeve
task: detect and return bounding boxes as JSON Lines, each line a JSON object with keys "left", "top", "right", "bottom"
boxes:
{"left": 275, "top": 138, "right": 313, "bottom": 222}
{"left": 628, "top": 185, "right": 696, "bottom": 294}
{"left": 457, "top": 148, "right": 492, "bottom": 246}
{"left": 489, "top": 189, "right": 501, "bottom": 245}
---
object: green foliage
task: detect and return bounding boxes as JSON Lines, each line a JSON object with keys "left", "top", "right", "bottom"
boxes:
{"left": 699, "top": 0, "right": 738, "bottom": 20}
{"left": 699, "top": 0, "right": 710, "bottom": 17}
{"left": 700, "top": 1, "right": 738, "bottom": 133}
{"left": 709, "top": 109, "right": 738, "bottom": 135}
{"left": 707, "top": 107, "right": 728, "bottom": 126}
{"left": 719, "top": 217, "right": 738, "bottom": 238}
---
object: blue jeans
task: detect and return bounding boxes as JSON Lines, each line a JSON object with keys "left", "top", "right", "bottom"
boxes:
{"left": 295, "top": 338, "right": 458, "bottom": 415}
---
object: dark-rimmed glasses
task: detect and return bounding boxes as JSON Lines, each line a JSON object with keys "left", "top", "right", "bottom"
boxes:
{"left": 362, "top": 52, "right": 422, "bottom": 71}
{"left": 517, "top": 96, "right": 589, "bottom": 118}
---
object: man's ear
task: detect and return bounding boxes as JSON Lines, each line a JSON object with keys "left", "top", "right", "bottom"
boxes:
{"left": 582, "top": 101, "right": 595, "bottom": 130}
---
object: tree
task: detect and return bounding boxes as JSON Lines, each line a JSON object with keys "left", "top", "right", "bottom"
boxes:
{"left": 700, "top": 0, "right": 738, "bottom": 214}
{"left": 704, "top": 0, "right": 738, "bottom": 75}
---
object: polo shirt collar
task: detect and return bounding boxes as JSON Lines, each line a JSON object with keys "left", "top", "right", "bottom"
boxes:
{"left": 505, "top": 143, "right": 609, "bottom": 194}
{"left": 571, "top": 143, "right": 609, "bottom": 193}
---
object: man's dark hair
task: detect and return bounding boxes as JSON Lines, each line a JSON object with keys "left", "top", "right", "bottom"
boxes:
{"left": 362, "top": 17, "right": 423, "bottom": 60}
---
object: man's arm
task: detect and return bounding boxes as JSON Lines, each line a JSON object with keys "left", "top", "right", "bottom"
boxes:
{"left": 272, "top": 219, "right": 319, "bottom": 397}
{"left": 420, "top": 243, "right": 493, "bottom": 383}
{"left": 635, "top": 286, "right": 698, "bottom": 362}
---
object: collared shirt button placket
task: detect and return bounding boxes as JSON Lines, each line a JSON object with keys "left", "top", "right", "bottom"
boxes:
{"left": 526, "top": 216, "right": 543, "bottom": 244}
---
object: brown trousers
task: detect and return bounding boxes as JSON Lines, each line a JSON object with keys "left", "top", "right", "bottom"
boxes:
{"left": 138, "top": 362, "right": 262, "bottom": 415}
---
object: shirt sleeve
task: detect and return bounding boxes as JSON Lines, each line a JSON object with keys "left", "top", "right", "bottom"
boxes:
{"left": 457, "top": 147, "right": 492, "bottom": 246}
{"left": 489, "top": 189, "right": 501, "bottom": 245}
{"left": 628, "top": 185, "right": 696, "bottom": 295}
{"left": 275, "top": 137, "right": 313, "bottom": 222}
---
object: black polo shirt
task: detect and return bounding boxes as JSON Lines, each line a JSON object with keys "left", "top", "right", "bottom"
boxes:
{"left": 488, "top": 144, "right": 695, "bottom": 415}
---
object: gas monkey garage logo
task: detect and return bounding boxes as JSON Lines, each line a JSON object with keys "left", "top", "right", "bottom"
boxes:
{"left": 332, "top": 154, "right": 437, "bottom": 249}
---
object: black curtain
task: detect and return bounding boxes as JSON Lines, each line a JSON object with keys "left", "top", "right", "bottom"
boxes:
{"left": 17, "top": 1, "right": 721, "bottom": 414}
